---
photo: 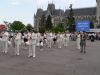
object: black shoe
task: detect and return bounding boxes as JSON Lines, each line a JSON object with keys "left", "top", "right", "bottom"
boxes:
{"left": 80, "top": 51, "right": 83, "bottom": 53}
{"left": 28, "top": 56, "right": 32, "bottom": 57}
{"left": 83, "top": 51, "right": 86, "bottom": 53}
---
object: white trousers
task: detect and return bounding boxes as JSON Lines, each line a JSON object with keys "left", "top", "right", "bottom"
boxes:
{"left": 29, "top": 44, "right": 36, "bottom": 57}
{"left": 3, "top": 41, "right": 8, "bottom": 53}
{"left": 47, "top": 39, "right": 52, "bottom": 48}
{"left": 77, "top": 40, "right": 80, "bottom": 49}
{"left": 64, "top": 38, "right": 68, "bottom": 47}
{"left": 15, "top": 40, "right": 20, "bottom": 55}
{"left": 58, "top": 39, "right": 63, "bottom": 48}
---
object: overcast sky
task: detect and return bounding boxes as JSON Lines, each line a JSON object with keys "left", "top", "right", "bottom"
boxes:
{"left": 0, "top": 0, "right": 97, "bottom": 25}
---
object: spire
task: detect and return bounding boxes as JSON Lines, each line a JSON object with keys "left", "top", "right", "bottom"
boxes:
{"left": 69, "top": 4, "right": 72, "bottom": 9}
{"left": 64, "top": 7, "right": 66, "bottom": 12}
{"left": 54, "top": 0, "right": 55, "bottom": 4}
{"left": 48, "top": 0, "right": 49, "bottom": 4}
{"left": 52, "top": 0, "right": 53, "bottom": 4}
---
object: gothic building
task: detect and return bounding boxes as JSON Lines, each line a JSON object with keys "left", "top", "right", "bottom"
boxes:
{"left": 97, "top": 0, "right": 100, "bottom": 22}
{"left": 34, "top": 1, "right": 98, "bottom": 31}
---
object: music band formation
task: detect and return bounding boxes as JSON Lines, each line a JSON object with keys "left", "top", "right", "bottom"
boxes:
{"left": 0, "top": 31, "right": 99, "bottom": 58}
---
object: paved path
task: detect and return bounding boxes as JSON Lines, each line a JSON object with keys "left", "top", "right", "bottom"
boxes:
{"left": 0, "top": 40, "right": 100, "bottom": 75}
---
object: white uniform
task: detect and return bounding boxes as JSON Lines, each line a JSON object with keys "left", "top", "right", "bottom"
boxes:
{"left": 62, "top": 34, "right": 65, "bottom": 46}
{"left": 0, "top": 36, "right": 2, "bottom": 51}
{"left": 63, "top": 34, "right": 68, "bottom": 47}
{"left": 15, "top": 33, "right": 21, "bottom": 55}
{"left": 26, "top": 32, "right": 31, "bottom": 45}
{"left": 40, "top": 35, "right": 44, "bottom": 46}
{"left": 47, "top": 33, "right": 52, "bottom": 48}
{"left": 53, "top": 33, "right": 57, "bottom": 45}
{"left": 37, "top": 33, "right": 40, "bottom": 46}
{"left": 27, "top": 32, "right": 31, "bottom": 40}
{"left": 2, "top": 32, "right": 9, "bottom": 53}
{"left": 66, "top": 33, "right": 70, "bottom": 46}
{"left": 76, "top": 34, "right": 81, "bottom": 49}
{"left": 58, "top": 34, "right": 63, "bottom": 48}
{"left": 44, "top": 33, "right": 47, "bottom": 45}
{"left": 28, "top": 32, "right": 37, "bottom": 57}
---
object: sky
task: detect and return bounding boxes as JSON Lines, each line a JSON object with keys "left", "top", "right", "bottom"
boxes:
{"left": 0, "top": 0, "right": 97, "bottom": 26}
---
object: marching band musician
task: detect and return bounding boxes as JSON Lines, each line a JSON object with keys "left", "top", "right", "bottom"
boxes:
{"left": 47, "top": 32, "right": 53, "bottom": 48}
{"left": 66, "top": 32, "right": 70, "bottom": 47}
{"left": 39, "top": 33, "right": 44, "bottom": 50}
{"left": 57, "top": 33, "right": 63, "bottom": 48}
{"left": 76, "top": 32, "right": 81, "bottom": 50}
{"left": 2, "top": 31, "right": 9, "bottom": 54}
{"left": 37, "top": 32, "right": 40, "bottom": 46}
{"left": 80, "top": 32, "right": 87, "bottom": 53}
{"left": 14, "top": 32, "right": 21, "bottom": 55}
{"left": 63, "top": 33, "right": 68, "bottom": 47}
{"left": 28, "top": 32, "right": 37, "bottom": 57}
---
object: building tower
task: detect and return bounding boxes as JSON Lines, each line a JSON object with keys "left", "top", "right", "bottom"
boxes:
{"left": 47, "top": 3, "right": 55, "bottom": 15}
{"left": 97, "top": 0, "right": 100, "bottom": 23}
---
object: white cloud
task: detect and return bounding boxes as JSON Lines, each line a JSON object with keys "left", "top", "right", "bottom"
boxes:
{"left": 33, "top": 0, "right": 79, "bottom": 9}
{"left": 11, "top": 1, "right": 20, "bottom": 6}
{"left": 10, "top": 0, "right": 33, "bottom": 6}
{"left": 34, "top": 0, "right": 47, "bottom": 6}
{"left": 67, "top": 0, "right": 78, "bottom": 3}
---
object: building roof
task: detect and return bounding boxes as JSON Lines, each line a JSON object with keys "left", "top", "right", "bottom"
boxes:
{"left": 64, "top": 7, "right": 96, "bottom": 16}
{"left": 36, "top": 9, "right": 64, "bottom": 17}
{"left": 53, "top": 9, "right": 64, "bottom": 16}
{"left": 35, "top": 4, "right": 96, "bottom": 18}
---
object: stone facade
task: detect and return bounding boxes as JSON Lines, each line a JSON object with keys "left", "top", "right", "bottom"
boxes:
{"left": 34, "top": 2, "right": 98, "bottom": 31}
{"left": 97, "top": 0, "right": 100, "bottom": 23}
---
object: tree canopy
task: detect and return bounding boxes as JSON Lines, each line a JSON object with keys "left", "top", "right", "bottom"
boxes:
{"left": 52, "top": 23, "right": 66, "bottom": 33}
{"left": 26, "top": 24, "right": 33, "bottom": 32}
{"left": 46, "top": 15, "right": 53, "bottom": 31}
{"left": 10, "top": 21, "right": 25, "bottom": 32}
{"left": 67, "top": 4, "right": 75, "bottom": 32}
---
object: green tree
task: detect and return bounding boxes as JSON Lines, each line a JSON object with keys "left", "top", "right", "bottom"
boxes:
{"left": 67, "top": 4, "right": 75, "bottom": 32}
{"left": 8, "top": 23, "right": 12, "bottom": 31}
{"left": 10, "top": 21, "right": 25, "bottom": 32}
{"left": 97, "top": 24, "right": 100, "bottom": 28}
{"left": 46, "top": 15, "right": 52, "bottom": 31}
{"left": 26, "top": 24, "right": 33, "bottom": 32}
{"left": 90, "top": 22, "right": 94, "bottom": 28}
{"left": 89, "top": 17, "right": 95, "bottom": 28}
{"left": 39, "top": 14, "right": 46, "bottom": 32}
{"left": 39, "top": 26, "right": 45, "bottom": 33}
{"left": 20, "top": 27, "right": 27, "bottom": 33}
{"left": 52, "top": 23, "right": 66, "bottom": 33}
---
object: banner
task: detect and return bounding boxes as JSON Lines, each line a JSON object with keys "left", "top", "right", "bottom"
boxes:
{"left": 76, "top": 20, "right": 90, "bottom": 32}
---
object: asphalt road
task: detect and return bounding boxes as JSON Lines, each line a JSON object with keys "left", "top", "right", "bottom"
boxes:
{"left": 0, "top": 40, "right": 100, "bottom": 75}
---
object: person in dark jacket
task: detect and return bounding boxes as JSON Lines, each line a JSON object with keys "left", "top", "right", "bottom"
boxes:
{"left": 80, "top": 32, "right": 87, "bottom": 53}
